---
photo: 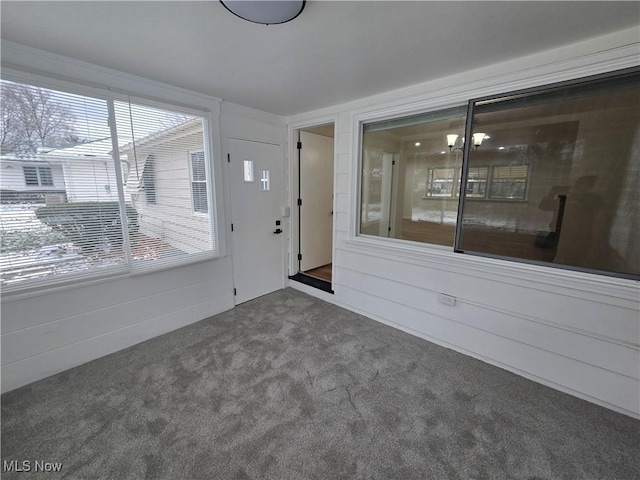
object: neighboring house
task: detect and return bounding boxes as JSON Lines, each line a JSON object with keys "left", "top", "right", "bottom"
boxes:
{"left": 1, "top": 139, "right": 130, "bottom": 204}
{"left": 121, "top": 119, "right": 211, "bottom": 255}
{"left": 43, "top": 139, "right": 128, "bottom": 203}
{"left": 0, "top": 155, "right": 66, "bottom": 203}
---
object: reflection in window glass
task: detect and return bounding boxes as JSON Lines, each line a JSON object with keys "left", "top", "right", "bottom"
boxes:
{"left": 489, "top": 165, "right": 528, "bottom": 200}
{"left": 458, "top": 69, "right": 639, "bottom": 278}
{"left": 465, "top": 167, "right": 488, "bottom": 198}
{"left": 427, "top": 167, "right": 456, "bottom": 197}
{"left": 360, "top": 106, "right": 467, "bottom": 246}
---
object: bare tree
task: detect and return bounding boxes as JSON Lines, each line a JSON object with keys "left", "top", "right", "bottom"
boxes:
{"left": 0, "top": 85, "right": 21, "bottom": 155}
{"left": 1, "top": 82, "right": 76, "bottom": 156}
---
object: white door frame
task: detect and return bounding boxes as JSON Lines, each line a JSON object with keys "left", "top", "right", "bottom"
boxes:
{"left": 287, "top": 116, "right": 338, "bottom": 280}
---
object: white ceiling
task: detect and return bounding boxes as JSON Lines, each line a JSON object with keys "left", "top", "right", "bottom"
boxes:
{"left": 1, "top": 1, "right": 638, "bottom": 117}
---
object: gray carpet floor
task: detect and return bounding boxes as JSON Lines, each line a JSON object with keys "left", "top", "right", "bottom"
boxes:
{"left": 2, "top": 288, "right": 639, "bottom": 479}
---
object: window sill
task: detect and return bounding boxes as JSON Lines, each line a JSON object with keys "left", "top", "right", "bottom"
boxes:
{"left": 1, "top": 252, "right": 221, "bottom": 302}
{"left": 421, "top": 196, "right": 528, "bottom": 203}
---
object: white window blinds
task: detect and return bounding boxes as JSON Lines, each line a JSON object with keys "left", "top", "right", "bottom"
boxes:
{"left": 189, "top": 151, "right": 208, "bottom": 214}
{"left": 0, "top": 78, "right": 216, "bottom": 293}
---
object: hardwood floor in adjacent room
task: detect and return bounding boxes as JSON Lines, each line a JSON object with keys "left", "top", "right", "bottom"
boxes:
{"left": 398, "top": 219, "right": 556, "bottom": 262}
{"left": 304, "top": 263, "right": 332, "bottom": 283}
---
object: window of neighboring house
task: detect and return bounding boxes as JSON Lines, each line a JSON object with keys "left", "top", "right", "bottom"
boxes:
{"left": 189, "top": 151, "right": 208, "bottom": 213}
{"left": 23, "top": 166, "right": 53, "bottom": 186}
{"left": 141, "top": 155, "right": 156, "bottom": 205}
{"left": 0, "top": 77, "right": 217, "bottom": 294}
{"left": 457, "top": 67, "right": 639, "bottom": 279}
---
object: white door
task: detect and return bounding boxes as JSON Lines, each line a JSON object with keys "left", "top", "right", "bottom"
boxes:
{"left": 228, "top": 138, "right": 284, "bottom": 304}
{"left": 300, "top": 131, "right": 334, "bottom": 271}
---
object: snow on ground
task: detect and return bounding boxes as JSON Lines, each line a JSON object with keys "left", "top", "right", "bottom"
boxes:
{"left": 0, "top": 203, "right": 116, "bottom": 287}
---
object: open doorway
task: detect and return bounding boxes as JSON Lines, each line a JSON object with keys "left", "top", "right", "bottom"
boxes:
{"left": 290, "top": 123, "right": 335, "bottom": 293}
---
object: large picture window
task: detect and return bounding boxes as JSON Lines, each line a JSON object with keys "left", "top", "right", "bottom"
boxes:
{"left": 358, "top": 68, "right": 639, "bottom": 279}
{"left": 0, "top": 78, "right": 217, "bottom": 293}
{"left": 458, "top": 68, "right": 639, "bottom": 278}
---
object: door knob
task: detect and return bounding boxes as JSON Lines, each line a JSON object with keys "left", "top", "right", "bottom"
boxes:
{"left": 273, "top": 228, "right": 283, "bottom": 234}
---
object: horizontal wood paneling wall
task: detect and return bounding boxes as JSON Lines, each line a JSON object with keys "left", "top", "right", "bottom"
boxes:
{"left": 288, "top": 27, "right": 640, "bottom": 417}
{"left": 1, "top": 258, "right": 234, "bottom": 392}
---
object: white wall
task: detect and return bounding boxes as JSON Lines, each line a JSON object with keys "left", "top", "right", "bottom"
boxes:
{"left": 0, "top": 43, "right": 283, "bottom": 392}
{"left": 1, "top": 259, "right": 234, "bottom": 391}
{"left": 287, "top": 27, "right": 640, "bottom": 418}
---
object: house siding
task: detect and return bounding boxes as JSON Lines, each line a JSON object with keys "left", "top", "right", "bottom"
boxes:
{"left": 61, "top": 157, "right": 121, "bottom": 203}
{"left": 127, "top": 130, "right": 211, "bottom": 254}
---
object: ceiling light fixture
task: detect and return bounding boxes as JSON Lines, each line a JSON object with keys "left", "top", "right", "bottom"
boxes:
{"left": 220, "top": 1, "right": 306, "bottom": 25}
{"left": 447, "top": 133, "right": 488, "bottom": 152}
{"left": 415, "top": 142, "right": 421, "bottom": 147}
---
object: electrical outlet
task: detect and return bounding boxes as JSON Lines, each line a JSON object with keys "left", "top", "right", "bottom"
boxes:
{"left": 439, "top": 293, "right": 456, "bottom": 306}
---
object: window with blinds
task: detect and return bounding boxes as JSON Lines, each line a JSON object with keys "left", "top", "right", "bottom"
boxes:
{"left": 189, "top": 151, "right": 208, "bottom": 214}
{"left": 0, "top": 78, "right": 217, "bottom": 293}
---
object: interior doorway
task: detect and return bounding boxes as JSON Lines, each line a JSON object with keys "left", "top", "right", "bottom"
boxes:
{"left": 291, "top": 123, "right": 335, "bottom": 292}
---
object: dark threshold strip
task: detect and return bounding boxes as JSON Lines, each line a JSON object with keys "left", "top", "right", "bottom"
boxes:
{"left": 289, "top": 273, "right": 334, "bottom": 294}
